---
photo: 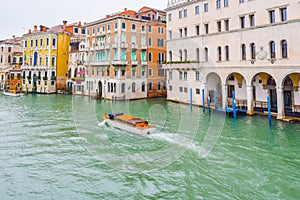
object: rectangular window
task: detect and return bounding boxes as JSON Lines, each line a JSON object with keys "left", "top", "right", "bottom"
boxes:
{"left": 269, "top": 10, "right": 275, "bottom": 24}
{"left": 149, "top": 26, "right": 152, "bottom": 32}
{"left": 184, "top": 9, "right": 188, "bottom": 17}
{"left": 169, "top": 30, "right": 173, "bottom": 39}
{"left": 196, "top": 89, "right": 200, "bottom": 94}
{"left": 169, "top": 71, "right": 172, "bottom": 80}
{"left": 122, "top": 22, "right": 126, "bottom": 29}
{"left": 179, "top": 87, "right": 183, "bottom": 92}
{"left": 204, "top": 3, "right": 209, "bottom": 12}
{"left": 195, "top": 25, "right": 200, "bottom": 35}
{"left": 216, "top": 0, "right": 221, "bottom": 9}
{"left": 148, "top": 68, "right": 152, "bottom": 76}
{"left": 142, "top": 25, "right": 145, "bottom": 32}
{"left": 148, "top": 37, "right": 152, "bottom": 46}
{"left": 240, "top": 16, "right": 245, "bottom": 28}
{"left": 280, "top": 7, "right": 287, "bottom": 22}
{"left": 249, "top": 14, "right": 255, "bottom": 27}
{"left": 224, "top": 19, "right": 229, "bottom": 31}
{"left": 239, "top": 0, "right": 245, "bottom": 3}
{"left": 204, "top": 24, "right": 209, "bottom": 34}
{"left": 168, "top": 13, "right": 172, "bottom": 21}
{"left": 121, "top": 51, "right": 126, "bottom": 60}
{"left": 40, "top": 39, "right": 43, "bottom": 47}
{"left": 179, "top": 10, "right": 182, "bottom": 18}
{"left": 114, "top": 22, "right": 118, "bottom": 29}
{"left": 195, "top": 6, "right": 200, "bottom": 14}
{"left": 179, "top": 72, "right": 182, "bottom": 80}
{"left": 184, "top": 28, "right": 187, "bottom": 37}
{"left": 179, "top": 29, "right": 183, "bottom": 38}
{"left": 224, "top": 0, "right": 229, "bottom": 7}
{"left": 217, "top": 21, "right": 222, "bottom": 32}
{"left": 132, "top": 24, "right": 136, "bottom": 31}
{"left": 108, "top": 24, "right": 111, "bottom": 31}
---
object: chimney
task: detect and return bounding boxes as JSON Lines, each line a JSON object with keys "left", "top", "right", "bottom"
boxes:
{"left": 63, "top": 20, "right": 67, "bottom": 30}
{"left": 34, "top": 25, "right": 37, "bottom": 31}
{"left": 12, "top": 35, "right": 15, "bottom": 39}
{"left": 79, "top": 21, "right": 82, "bottom": 28}
{"left": 125, "top": 8, "right": 127, "bottom": 11}
{"left": 29, "top": 29, "right": 31, "bottom": 34}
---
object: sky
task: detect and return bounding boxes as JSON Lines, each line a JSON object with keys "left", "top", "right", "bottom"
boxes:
{"left": 0, "top": 0, "right": 166, "bottom": 40}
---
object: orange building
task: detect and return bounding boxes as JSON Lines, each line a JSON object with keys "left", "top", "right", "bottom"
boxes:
{"left": 85, "top": 6, "right": 166, "bottom": 100}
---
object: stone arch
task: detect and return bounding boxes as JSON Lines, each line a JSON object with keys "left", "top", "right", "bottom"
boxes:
{"left": 205, "top": 72, "right": 222, "bottom": 107}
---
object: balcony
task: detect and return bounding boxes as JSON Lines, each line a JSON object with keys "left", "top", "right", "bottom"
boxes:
{"left": 71, "top": 77, "right": 85, "bottom": 81}
{"left": 141, "top": 60, "right": 148, "bottom": 66}
{"left": 120, "top": 42, "right": 128, "bottom": 49}
{"left": 112, "top": 43, "right": 118, "bottom": 49}
{"left": 162, "top": 61, "right": 201, "bottom": 70}
{"left": 21, "top": 65, "right": 50, "bottom": 70}
{"left": 131, "top": 60, "right": 138, "bottom": 65}
{"left": 90, "top": 61, "right": 110, "bottom": 66}
{"left": 91, "top": 44, "right": 105, "bottom": 51}
{"left": 131, "top": 43, "right": 138, "bottom": 50}
{"left": 141, "top": 45, "right": 147, "bottom": 50}
{"left": 112, "top": 60, "right": 128, "bottom": 66}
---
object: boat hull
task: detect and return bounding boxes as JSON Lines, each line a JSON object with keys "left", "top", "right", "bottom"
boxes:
{"left": 3, "top": 91, "right": 24, "bottom": 97}
{"left": 104, "top": 119, "right": 156, "bottom": 136}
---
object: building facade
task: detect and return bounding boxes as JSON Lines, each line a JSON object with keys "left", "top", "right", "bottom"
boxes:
{"left": 21, "top": 22, "right": 70, "bottom": 94}
{"left": 66, "top": 22, "right": 87, "bottom": 95}
{"left": 0, "top": 36, "right": 23, "bottom": 91}
{"left": 85, "top": 6, "right": 166, "bottom": 100}
{"left": 163, "top": 0, "right": 300, "bottom": 119}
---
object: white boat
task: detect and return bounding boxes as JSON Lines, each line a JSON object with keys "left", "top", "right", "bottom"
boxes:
{"left": 102, "top": 112, "right": 156, "bottom": 135}
{"left": 3, "top": 91, "right": 24, "bottom": 97}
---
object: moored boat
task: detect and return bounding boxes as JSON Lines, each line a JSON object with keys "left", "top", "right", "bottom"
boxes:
{"left": 3, "top": 90, "right": 24, "bottom": 97}
{"left": 102, "top": 112, "right": 156, "bottom": 135}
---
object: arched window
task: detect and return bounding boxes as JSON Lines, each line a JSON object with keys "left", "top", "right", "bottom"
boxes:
{"left": 179, "top": 50, "right": 182, "bottom": 61}
{"left": 270, "top": 41, "right": 276, "bottom": 58}
{"left": 225, "top": 45, "right": 229, "bottom": 61}
{"left": 148, "top": 82, "right": 152, "bottom": 91}
{"left": 196, "top": 48, "right": 200, "bottom": 61}
{"left": 241, "top": 44, "right": 246, "bottom": 60}
{"left": 250, "top": 43, "right": 256, "bottom": 59}
{"left": 141, "top": 82, "right": 145, "bottom": 92}
{"left": 204, "top": 47, "right": 208, "bottom": 62}
{"left": 110, "top": 83, "right": 113, "bottom": 92}
{"left": 121, "top": 83, "right": 125, "bottom": 93}
{"left": 114, "top": 83, "right": 116, "bottom": 93}
{"left": 108, "top": 82, "right": 110, "bottom": 93}
{"left": 132, "top": 82, "right": 136, "bottom": 92}
{"left": 281, "top": 40, "right": 288, "bottom": 58}
{"left": 217, "top": 46, "right": 222, "bottom": 61}
{"left": 169, "top": 51, "right": 173, "bottom": 62}
{"left": 184, "top": 49, "right": 187, "bottom": 61}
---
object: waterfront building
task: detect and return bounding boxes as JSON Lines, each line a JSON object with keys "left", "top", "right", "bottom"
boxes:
{"left": 0, "top": 36, "right": 23, "bottom": 91}
{"left": 66, "top": 22, "right": 87, "bottom": 95}
{"left": 163, "top": 0, "right": 300, "bottom": 119}
{"left": 85, "top": 6, "right": 166, "bottom": 100}
{"left": 21, "top": 21, "right": 71, "bottom": 94}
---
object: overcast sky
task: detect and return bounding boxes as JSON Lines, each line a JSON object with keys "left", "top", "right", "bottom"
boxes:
{"left": 0, "top": 0, "right": 166, "bottom": 40}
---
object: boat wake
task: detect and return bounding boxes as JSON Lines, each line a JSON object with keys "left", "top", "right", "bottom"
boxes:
{"left": 149, "top": 132, "right": 202, "bottom": 154}
{"left": 98, "top": 120, "right": 106, "bottom": 127}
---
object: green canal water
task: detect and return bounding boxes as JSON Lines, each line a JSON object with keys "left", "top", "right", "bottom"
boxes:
{"left": 0, "top": 94, "right": 299, "bottom": 199}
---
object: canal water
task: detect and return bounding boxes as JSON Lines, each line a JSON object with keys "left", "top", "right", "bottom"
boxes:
{"left": 0, "top": 94, "right": 299, "bottom": 199}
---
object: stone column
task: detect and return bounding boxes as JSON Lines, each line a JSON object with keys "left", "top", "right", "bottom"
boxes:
{"left": 246, "top": 85, "right": 254, "bottom": 115}
{"left": 221, "top": 84, "right": 228, "bottom": 109}
{"left": 276, "top": 86, "right": 284, "bottom": 119}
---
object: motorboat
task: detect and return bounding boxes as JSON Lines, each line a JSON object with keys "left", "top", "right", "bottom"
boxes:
{"left": 3, "top": 90, "right": 24, "bottom": 97}
{"left": 102, "top": 112, "right": 156, "bottom": 135}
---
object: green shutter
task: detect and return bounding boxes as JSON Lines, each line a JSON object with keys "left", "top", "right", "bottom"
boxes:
{"left": 141, "top": 68, "right": 145, "bottom": 72}
{"left": 114, "top": 68, "right": 118, "bottom": 72}
{"left": 107, "top": 67, "right": 110, "bottom": 71}
{"left": 102, "top": 68, "right": 105, "bottom": 72}
{"left": 121, "top": 67, "right": 126, "bottom": 71}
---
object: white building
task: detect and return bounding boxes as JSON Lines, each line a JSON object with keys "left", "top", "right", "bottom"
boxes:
{"left": 163, "top": 0, "right": 300, "bottom": 119}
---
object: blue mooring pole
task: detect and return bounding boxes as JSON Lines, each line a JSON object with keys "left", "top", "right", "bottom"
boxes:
{"left": 190, "top": 88, "right": 193, "bottom": 111}
{"left": 202, "top": 89, "right": 205, "bottom": 112}
{"left": 267, "top": 95, "right": 272, "bottom": 125}
{"left": 214, "top": 89, "right": 217, "bottom": 109}
{"left": 208, "top": 96, "right": 211, "bottom": 114}
{"left": 232, "top": 91, "right": 237, "bottom": 119}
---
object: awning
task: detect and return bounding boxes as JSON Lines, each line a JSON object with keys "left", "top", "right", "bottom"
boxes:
{"left": 76, "top": 70, "right": 85, "bottom": 75}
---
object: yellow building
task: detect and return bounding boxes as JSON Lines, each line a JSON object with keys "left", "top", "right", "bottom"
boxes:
{"left": 21, "top": 21, "right": 70, "bottom": 93}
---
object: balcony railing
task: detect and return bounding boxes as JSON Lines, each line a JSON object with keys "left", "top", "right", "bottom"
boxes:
{"left": 141, "top": 45, "right": 147, "bottom": 50}
{"left": 131, "top": 43, "right": 138, "bottom": 50}
{"left": 112, "top": 60, "right": 128, "bottom": 66}
{"left": 90, "top": 61, "right": 110, "bottom": 66}
{"left": 131, "top": 60, "right": 138, "bottom": 65}
{"left": 162, "top": 60, "right": 201, "bottom": 70}
{"left": 121, "top": 43, "right": 128, "bottom": 49}
{"left": 112, "top": 43, "right": 118, "bottom": 49}
{"left": 141, "top": 60, "right": 148, "bottom": 66}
